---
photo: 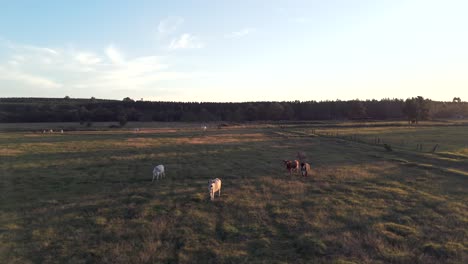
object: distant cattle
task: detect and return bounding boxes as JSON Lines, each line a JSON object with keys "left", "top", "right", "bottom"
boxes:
{"left": 202, "top": 125, "right": 207, "bottom": 131}
{"left": 300, "top": 162, "right": 311, "bottom": 177}
{"left": 152, "top": 165, "right": 165, "bottom": 182}
{"left": 60, "top": 129, "right": 64, "bottom": 134}
{"left": 283, "top": 160, "right": 300, "bottom": 175}
{"left": 208, "top": 178, "right": 222, "bottom": 201}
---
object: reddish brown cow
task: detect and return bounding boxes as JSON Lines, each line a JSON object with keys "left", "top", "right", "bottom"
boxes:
{"left": 283, "top": 160, "right": 300, "bottom": 175}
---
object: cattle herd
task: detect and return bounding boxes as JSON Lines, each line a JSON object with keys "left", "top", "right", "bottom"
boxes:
{"left": 42, "top": 129, "right": 64, "bottom": 134}
{"left": 283, "top": 159, "right": 311, "bottom": 177}
{"left": 152, "top": 154, "right": 311, "bottom": 201}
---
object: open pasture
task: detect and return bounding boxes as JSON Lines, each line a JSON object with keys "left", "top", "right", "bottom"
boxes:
{"left": 306, "top": 125, "right": 468, "bottom": 156}
{"left": 1, "top": 123, "right": 467, "bottom": 263}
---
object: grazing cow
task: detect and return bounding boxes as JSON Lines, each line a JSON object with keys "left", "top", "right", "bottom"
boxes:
{"left": 283, "top": 160, "right": 300, "bottom": 175}
{"left": 208, "top": 178, "right": 222, "bottom": 201}
{"left": 300, "top": 162, "right": 311, "bottom": 177}
{"left": 152, "top": 165, "right": 165, "bottom": 182}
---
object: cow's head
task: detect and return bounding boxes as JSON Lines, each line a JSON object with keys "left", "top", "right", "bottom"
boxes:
{"left": 208, "top": 180, "right": 216, "bottom": 200}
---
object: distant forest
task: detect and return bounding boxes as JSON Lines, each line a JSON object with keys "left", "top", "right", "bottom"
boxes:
{"left": 0, "top": 96, "right": 466, "bottom": 124}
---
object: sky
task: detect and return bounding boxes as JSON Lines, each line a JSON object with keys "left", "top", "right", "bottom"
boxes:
{"left": 0, "top": 0, "right": 467, "bottom": 102}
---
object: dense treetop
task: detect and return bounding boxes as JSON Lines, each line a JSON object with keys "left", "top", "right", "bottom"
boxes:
{"left": 0, "top": 97, "right": 466, "bottom": 123}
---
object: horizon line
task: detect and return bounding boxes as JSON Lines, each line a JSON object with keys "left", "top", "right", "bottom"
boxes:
{"left": 0, "top": 96, "right": 464, "bottom": 104}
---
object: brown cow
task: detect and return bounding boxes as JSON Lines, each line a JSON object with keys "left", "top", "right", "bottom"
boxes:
{"left": 283, "top": 160, "right": 300, "bottom": 175}
{"left": 300, "top": 162, "right": 311, "bottom": 177}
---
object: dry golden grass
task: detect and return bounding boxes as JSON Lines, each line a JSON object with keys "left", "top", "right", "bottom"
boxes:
{"left": 1, "top": 123, "right": 467, "bottom": 263}
{"left": 0, "top": 148, "right": 24, "bottom": 156}
{"left": 174, "top": 132, "right": 269, "bottom": 145}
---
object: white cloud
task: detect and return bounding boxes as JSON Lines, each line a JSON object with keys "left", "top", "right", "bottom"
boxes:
{"left": 0, "top": 66, "right": 62, "bottom": 89}
{"left": 158, "top": 16, "right": 184, "bottom": 34}
{"left": 95, "top": 56, "right": 168, "bottom": 85}
{"left": 74, "top": 52, "right": 102, "bottom": 65}
{"left": 105, "top": 45, "right": 125, "bottom": 64}
{"left": 0, "top": 40, "right": 206, "bottom": 98}
{"left": 225, "top": 28, "right": 255, "bottom": 39}
{"left": 12, "top": 44, "right": 60, "bottom": 55}
{"left": 169, "top": 33, "right": 204, "bottom": 50}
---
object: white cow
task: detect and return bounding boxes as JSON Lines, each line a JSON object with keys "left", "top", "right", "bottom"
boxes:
{"left": 208, "top": 178, "right": 222, "bottom": 201}
{"left": 152, "top": 165, "right": 165, "bottom": 182}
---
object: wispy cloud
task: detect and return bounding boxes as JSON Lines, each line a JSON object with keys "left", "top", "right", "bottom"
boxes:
{"left": 0, "top": 40, "right": 205, "bottom": 97}
{"left": 169, "top": 34, "right": 204, "bottom": 50}
{"left": 225, "top": 28, "right": 255, "bottom": 39}
{"left": 74, "top": 52, "right": 102, "bottom": 65}
{"left": 25, "top": 46, "right": 59, "bottom": 55}
{"left": 105, "top": 45, "right": 125, "bottom": 64}
{"left": 6, "top": 43, "right": 60, "bottom": 55}
{"left": 0, "top": 66, "right": 62, "bottom": 89}
{"left": 158, "top": 16, "right": 184, "bottom": 34}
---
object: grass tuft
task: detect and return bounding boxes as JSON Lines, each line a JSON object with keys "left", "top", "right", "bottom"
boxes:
{"left": 294, "top": 233, "right": 327, "bottom": 257}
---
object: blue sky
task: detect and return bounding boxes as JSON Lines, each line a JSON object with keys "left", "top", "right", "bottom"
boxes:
{"left": 0, "top": 0, "right": 467, "bottom": 102}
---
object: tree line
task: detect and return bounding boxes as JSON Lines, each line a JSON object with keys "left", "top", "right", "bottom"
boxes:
{"left": 0, "top": 96, "right": 466, "bottom": 124}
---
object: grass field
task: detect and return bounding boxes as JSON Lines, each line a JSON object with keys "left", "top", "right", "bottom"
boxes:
{"left": 1, "top": 123, "right": 467, "bottom": 263}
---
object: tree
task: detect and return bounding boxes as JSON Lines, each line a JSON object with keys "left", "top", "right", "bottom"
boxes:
{"left": 123, "top": 97, "right": 134, "bottom": 102}
{"left": 402, "top": 96, "right": 429, "bottom": 124}
{"left": 64, "top": 95, "right": 70, "bottom": 100}
{"left": 78, "top": 106, "right": 91, "bottom": 124}
{"left": 91, "top": 107, "right": 114, "bottom": 121}
{"left": 403, "top": 98, "right": 418, "bottom": 123}
{"left": 199, "top": 108, "right": 216, "bottom": 121}
{"left": 349, "top": 100, "right": 367, "bottom": 119}
{"left": 453, "top": 97, "right": 461, "bottom": 103}
{"left": 415, "top": 96, "right": 430, "bottom": 120}
{"left": 244, "top": 105, "right": 257, "bottom": 121}
{"left": 267, "top": 102, "right": 284, "bottom": 120}
{"left": 117, "top": 111, "right": 128, "bottom": 127}
{"left": 282, "top": 103, "right": 295, "bottom": 120}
